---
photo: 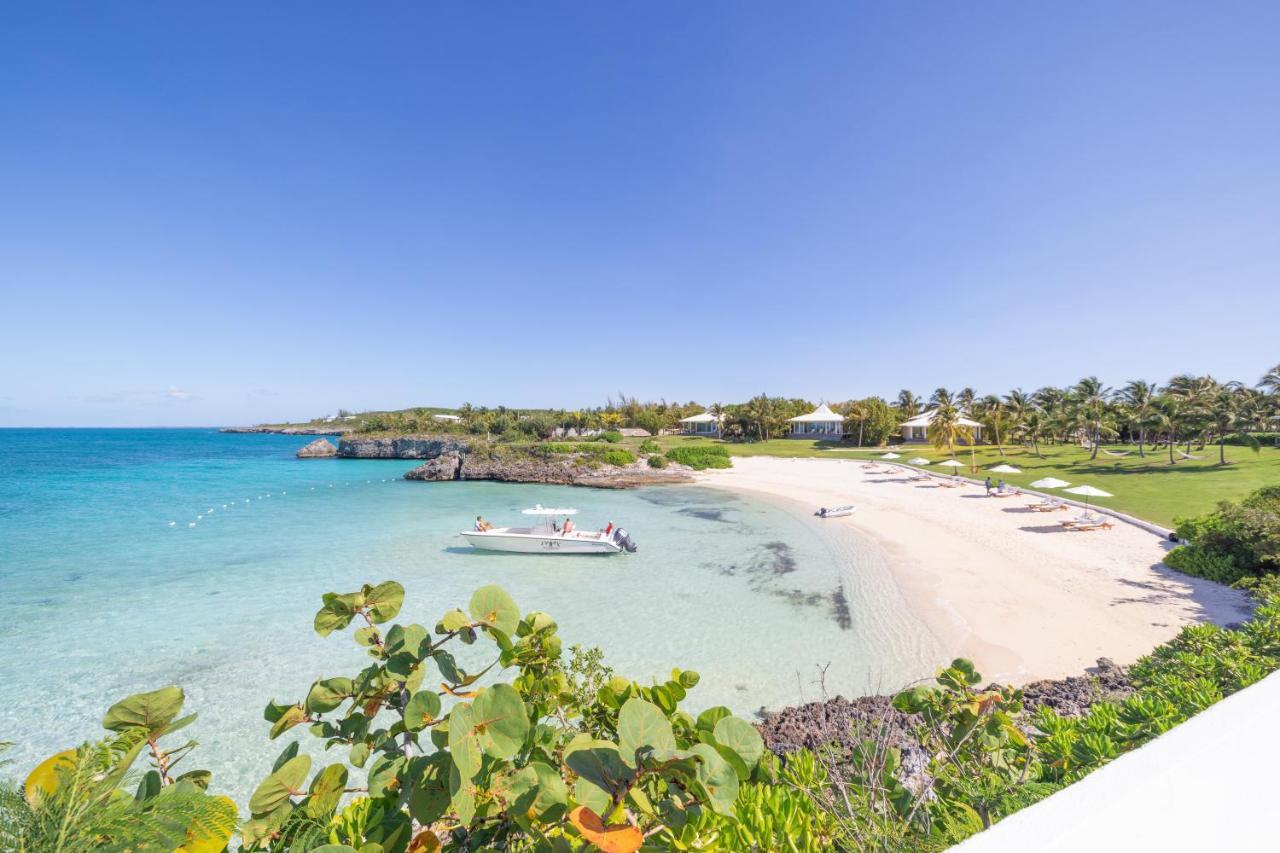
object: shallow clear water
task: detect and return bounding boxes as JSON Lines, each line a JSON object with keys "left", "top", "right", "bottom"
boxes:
{"left": 0, "top": 428, "right": 940, "bottom": 802}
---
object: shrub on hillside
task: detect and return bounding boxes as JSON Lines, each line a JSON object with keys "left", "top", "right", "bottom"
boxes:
{"left": 1163, "top": 545, "right": 1246, "bottom": 584}
{"left": 665, "top": 445, "right": 732, "bottom": 470}
{"left": 648, "top": 454, "right": 669, "bottom": 469}
{"left": 601, "top": 449, "right": 636, "bottom": 466}
{"left": 639, "top": 439, "right": 661, "bottom": 454}
{"left": 597, "top": 430, "right": 624, "bottom": 443}
{"left": 1171, "top": 485, "right": 1280, "bottom": 583}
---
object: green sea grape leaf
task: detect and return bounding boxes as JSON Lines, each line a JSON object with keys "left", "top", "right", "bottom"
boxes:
{"left": 472, "top": 684, "right": 529, "bottom": 758}
{"left": 695, "top": 706, "right": 732, "bottom": 736}
{"left": 249, "top": 754, "right": 311, "bottom": 816}
{"left": 175, "top": 769, "right": 211, "bottom": 790}
{"left": 306, "top": 677, "right": 354, "bottom": 714}
{"left": 367, "top": 754, "right": 406, "bottom": 798}
{"left": 618, "top": 698, "right": 675, "bottom": 768}
{"left": 269, "top": 703, "right": 308, "bottom": 739}
{"left": 310, "top": 846, "right": 359, "bottom": 853}
{"left": 404, "top": 690, "right": 443, "bottom": 732}
{"left": 408, "top": 753, "right": 451, "bottom": 825}
{"left": 271, "top": 742, "right": 299, "bottom": 772}
{"left": 385, "top": 623, "right": 429, "bottom": 657}
{"left": 690, "top": 743, "right": 738, "bottom": 814}
{"left": 564, "top": 740, "right": 632, "bottom": 796}
{"left": 349, "top": 742, "right": 371, "bottom": 768}
{"left": 712, "top": 716, "right": 765, "bottom": 777}
{"left": 102, "top": 686, "right": 185, "bottom": 733}
{"left": 448, "top": 703, "right": 483, "bottom": 781}
{"left": 573, "top": 776, "right": 610, "bottom": 816}
{"left": 315, "top": 593, "right": 358, "bottom": 636}
{"left": 468, "top": 585, "right": 519, "bottom": 635}
{"left": 449, "top": 762, "right": 477, "bottom": 824}
{"left": 510, "top": 761, "right": 567, "bottom": 821}
{"left": 303, "top": 763, "right": 348, "bottom": 818}
{"left": 354, "top": 626, "right": 380, "bottom": 647}
{"left": 364, "top": 581, "right": 405, "bottom": 623}
{"left": 437, "top": 608, "right": 470, "bottom": 633}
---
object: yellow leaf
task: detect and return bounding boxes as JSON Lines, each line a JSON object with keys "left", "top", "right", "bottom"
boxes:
{"left": 568, "top": 805, "right": 643, "bottom": 853}
{"left": 24, "top": 750, "right": 75, "bottom": 806}
{"left": 408, "top": 828, "right": 442, "bottom": 852}
{"left": 440, "top": 683, "right": 478, "bottom": 699}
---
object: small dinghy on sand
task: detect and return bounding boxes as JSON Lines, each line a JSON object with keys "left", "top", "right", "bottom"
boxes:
{"left": 815, "top": 505, "right": 856, "bottom": 518}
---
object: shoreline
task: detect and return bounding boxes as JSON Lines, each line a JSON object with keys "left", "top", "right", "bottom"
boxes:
{"left": 696, "top": 456, "right": 1253, "bottom": 685}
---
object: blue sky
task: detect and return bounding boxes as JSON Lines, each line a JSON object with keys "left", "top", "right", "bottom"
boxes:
{"left": 2, "top": 2, "right": 1278, "bottom": 426}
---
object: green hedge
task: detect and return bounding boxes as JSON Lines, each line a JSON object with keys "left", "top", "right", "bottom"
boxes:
{"left": 1164, "top": 545, "right": 1247, "bottom": 584}
{"left": 596, "top": 431, "right": 624, "bottom": 443}
{"left": 1168, "top": 485, "right": 1280, "bottom": 584}
{"left": 665, "top": 445, "right": 732, "bottom": 470}
{"left": 600, "top": 449, "right": 636, "bottom": 467}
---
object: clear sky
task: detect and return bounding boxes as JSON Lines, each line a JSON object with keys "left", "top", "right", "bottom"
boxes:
{"left": 2, "top": 2, "right": 1278, "bottom": 426}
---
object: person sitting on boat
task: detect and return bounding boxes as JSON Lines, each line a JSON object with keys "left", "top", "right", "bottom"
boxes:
{"left": 562, "top": 517, "right": 575, "bottom": 536}
{"left": 475, "top": 516, "right": 493, "bottom": 532}
{"left": 604, "top": 521, "right": 614, "bottom": 536}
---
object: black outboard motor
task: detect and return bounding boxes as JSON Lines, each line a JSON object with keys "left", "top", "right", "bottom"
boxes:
{"left": 612, "top": 527, "right": 638, "bottom": 553}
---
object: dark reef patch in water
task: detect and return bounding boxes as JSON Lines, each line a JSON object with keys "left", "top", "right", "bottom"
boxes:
{"left": 831, "top": 585, "right": 851, "bottom": 630}
{"left": 710, "top": 542, "right": 849, "bottom": 629}
{"left": 676, "top": 507, "right": 732, "bottom": 523}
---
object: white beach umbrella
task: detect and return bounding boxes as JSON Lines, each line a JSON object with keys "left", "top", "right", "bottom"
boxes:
{"left": 937, "top": 459, "right": 966, "bottom": 469}
{"left": 881, "top": 452, "right": 901, "bottom": 459}
{"left": 988, "top": 464, "right": 1021, "bottom": 474}
{"left": 1030, "top": 477, "right": 1071, "bottom": 489}
{"left": 1064, "top": 484, "right": 1113, "bottom": 511}
{"left": 908, "top": 457, "right": 931, "bottom": 465}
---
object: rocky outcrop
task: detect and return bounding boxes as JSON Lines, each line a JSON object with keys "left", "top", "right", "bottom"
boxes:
{"left": 222, "top": 426, "right": 350, "bottom": 435}
{"left": 296, "top": 439, "right": 338, "bottom": 458}
{"left": 337, "top": 436, "right": 471, "bottom": 459}
{"left": 390, "top": 439, "right": 695, "bottom": 488}
{"left": 757, "top": 657, "right": 1134, "bottom": 788}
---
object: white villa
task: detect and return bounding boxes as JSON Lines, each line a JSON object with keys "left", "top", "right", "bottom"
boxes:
{"left": 432, "top": 413, "right": 462, "bottom": 423}
{"left": 899, "top": 408, "right": 983, "bottom": 443}
{"left": 787, "top": 403, "right": 845, "bottom": 438}
{"left": 679, "top": 411, "right": 724, "bottom": 436}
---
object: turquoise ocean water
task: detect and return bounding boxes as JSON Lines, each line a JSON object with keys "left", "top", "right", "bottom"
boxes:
{"left": 0, "top": 428, "right": 940, "bottom": 803}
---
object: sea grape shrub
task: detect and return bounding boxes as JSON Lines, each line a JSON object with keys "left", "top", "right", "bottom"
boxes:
{"left": 1168, "top": 485, "right": 1280, "bottom": 583}
{"left": 243, "top": 580, "right": 768, "bottom": 851}
{"left": 638, "top": 439, "right": 661, "bottom": 454}
{"left": 647, "top": 455, "right": 669, "bottom": 469}
{"left": 889, "top": 660, "right": 1033, "bottom": 840}
{"left": 664, "top": 446, "right": 732, "bottom": 470}
{"left": 596, "top": 431, "right": 624, "bottom": 443}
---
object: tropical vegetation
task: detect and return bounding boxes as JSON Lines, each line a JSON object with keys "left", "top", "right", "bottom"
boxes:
{"left": 8, "top": 578, "right": 1280, "bottom": 850}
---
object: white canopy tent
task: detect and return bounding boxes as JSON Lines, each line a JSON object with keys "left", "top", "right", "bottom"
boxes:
{"left": 678, "top": 411, "right": 724, "bottom": 436}
{"left": 899, "top": 408, "right": 984, "bottom": 443}
{"left": 788, "top": 403, "right": 845, "bottom": 438}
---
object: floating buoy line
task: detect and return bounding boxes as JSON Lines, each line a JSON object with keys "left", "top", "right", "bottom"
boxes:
{"left": 168, "top": 476, "right": 402, "bottom": 529}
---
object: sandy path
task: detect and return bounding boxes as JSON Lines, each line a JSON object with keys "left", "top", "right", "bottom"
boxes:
{"left": 697, "top": 456, "right": 1252, "bottom": 684}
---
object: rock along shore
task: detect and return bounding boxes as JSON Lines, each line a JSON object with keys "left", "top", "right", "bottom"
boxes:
{"left": 757, "top": 657, "right": 1133, "bottom": 785}
{"left": 336, "top": 435, "right": 695, "bottom": 489}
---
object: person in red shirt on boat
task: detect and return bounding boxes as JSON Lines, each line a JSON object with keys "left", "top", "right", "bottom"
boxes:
{"left": 562, "top": 516, "right": 575, "bottom": 536}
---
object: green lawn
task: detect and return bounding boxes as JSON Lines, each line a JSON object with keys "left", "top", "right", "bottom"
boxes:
{"left": 621, "top": 435, "right": 1280, "bottom": 526}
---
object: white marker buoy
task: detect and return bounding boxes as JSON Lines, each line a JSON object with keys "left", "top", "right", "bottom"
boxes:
{"left": 168, "top": 521, "right": 176, "bottom": 527}
{"left": 188, "top": 522, "right": 196, "bottom": 528}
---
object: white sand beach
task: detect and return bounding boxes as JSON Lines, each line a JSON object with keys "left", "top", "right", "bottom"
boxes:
{"left": 697, "top": 456, "right": 1254, "bottom": 685}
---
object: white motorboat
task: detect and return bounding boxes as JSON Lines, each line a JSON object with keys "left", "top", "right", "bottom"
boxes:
{"left": 815, "top": 505, "right": 856, "bottom": 518}
{"left": 460, "top": 506, "right": 637, "bottom": 554}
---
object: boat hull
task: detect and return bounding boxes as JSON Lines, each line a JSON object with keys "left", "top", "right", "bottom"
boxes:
{"left": 460, "top": 531, "right": 622, "bottom": 554}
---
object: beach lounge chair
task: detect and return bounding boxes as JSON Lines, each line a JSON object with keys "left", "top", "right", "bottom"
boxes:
{"left": 1029, "top": 499, "right": 1067, "bottom": 512}
{"left": 938, "top": 477, "right": 962, "bottom": 488}
{"left": 1069, "top": 518, "right": 1114, "bottom": 531}
{"left": 909, "top": 472, "right": 931, "bottom": 482}
{"left": 992, "top": 487, "right": 1021, "bottom": 498}
{"left": 1061, "top": 513, "right": 1104, "bottom": 529}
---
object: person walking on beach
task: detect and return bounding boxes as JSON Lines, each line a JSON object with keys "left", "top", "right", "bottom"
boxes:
{"left": 984, "top": 476, "right": 993, "bottom": 496}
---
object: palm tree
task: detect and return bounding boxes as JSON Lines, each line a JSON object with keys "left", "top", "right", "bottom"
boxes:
{"left": 894, "top": 390, "right": 922, "bottom": 418}
{"left": 929, "top": 403, "right": 974, "bottom": 467}
{"left": 1016, "top": 410, "right": 1048, "bottom": 458}
{"left": 1257, "top": 363, "right": 1280, "bottom": 395}
{"left": 1119, "top": 380, "right": 1157, "bottom": 458}
{"left": 1072, "top": 377, "right": 1114, "bottom": 460}
{"left": 1207, "top": 383, "right": 1261, "bottom": 464}
{"left": 976, "top": 395, "right": 1007, "bottom": 457}
{"left": 956, "top": 387, "right": 977, "bottom": 412}
{"left": 930, "top": 387, "right": 953, "bottom": 408}
{"left": 1149, "top": 396, "right": 1185, "bottom": 464}
{"left": 845, "top": 400, "right": 870, "bottom": 446}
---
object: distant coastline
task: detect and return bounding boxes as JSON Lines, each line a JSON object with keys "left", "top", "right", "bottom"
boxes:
{"left": 219, "top": 425, "right": 351, "bottom": 435}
